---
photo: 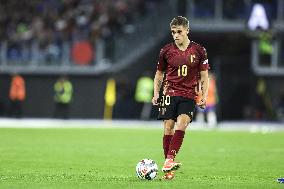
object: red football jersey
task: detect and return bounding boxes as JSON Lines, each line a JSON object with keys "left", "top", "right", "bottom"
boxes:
{"left": 156, "top": 41, "right": 209, "bottom": 99}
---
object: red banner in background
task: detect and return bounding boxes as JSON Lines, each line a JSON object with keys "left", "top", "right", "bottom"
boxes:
{"left": 71, "top": 41, "right": 94, "bottom": 65}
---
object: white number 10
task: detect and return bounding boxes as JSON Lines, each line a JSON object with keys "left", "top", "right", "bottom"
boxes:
{"left": 161, "top": 95, "right": 171, "bottom": 106}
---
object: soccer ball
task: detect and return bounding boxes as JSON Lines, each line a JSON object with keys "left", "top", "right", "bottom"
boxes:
{"left": 136, "top": 159, "right": 158, "bottom": 180}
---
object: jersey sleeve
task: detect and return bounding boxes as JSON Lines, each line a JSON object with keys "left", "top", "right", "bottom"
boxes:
{"left": 157, "top": 48, "right": 166, "bottom": 71}
{"left": 198, "top": 46, "right": 209, "bottom": 71}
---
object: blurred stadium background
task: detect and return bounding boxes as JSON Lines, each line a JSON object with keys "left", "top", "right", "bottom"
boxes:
{"left": 0, "top": 0, "right": 284, "bottom": 124}
{"left": 1, "top": 1, "right": 284, "bottom": 188}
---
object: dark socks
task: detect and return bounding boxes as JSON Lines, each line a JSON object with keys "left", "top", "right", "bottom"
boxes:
{"left": 163, "top": 135, "right": 173, "bottom": 159}
{"left": 167, "top": 130, "right": 185, "bottom": 159}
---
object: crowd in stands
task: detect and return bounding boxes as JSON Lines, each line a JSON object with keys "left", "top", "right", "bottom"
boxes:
{"left": 0, "top": 0, "right": 162, "bottom": 64}
{"left": 0, "top": 0, "right": 280, "bottom": 65}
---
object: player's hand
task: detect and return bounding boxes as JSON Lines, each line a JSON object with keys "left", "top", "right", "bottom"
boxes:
{"left": 152, "top": 94, "right": 159, "bottom": 106}
{"left": 195, "top": 82, "right": 206, "bottom": 109}
{"left": 197, "top": 98, "right": 206, "bottom": 109}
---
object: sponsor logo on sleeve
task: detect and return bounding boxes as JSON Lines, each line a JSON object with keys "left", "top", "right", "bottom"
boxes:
{"left": 203, "top": 59, "right": 208, "bottom": 64}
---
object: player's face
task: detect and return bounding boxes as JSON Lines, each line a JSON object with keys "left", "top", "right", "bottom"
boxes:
{"left": 171, "top": 25, "right": 189, "bottom": 45}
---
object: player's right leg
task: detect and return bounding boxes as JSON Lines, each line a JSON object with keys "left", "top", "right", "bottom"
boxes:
{"left": 162, "top": 98, "right": 194, "bottom": 173}
{"left": 162, "top": 118, "right": 185, "bottom": 173}
{"left": 161, "top": 120, "right": 178, "bottom": 178}
{"left": 163, "top": 119, "right": 175, "bottom": 159}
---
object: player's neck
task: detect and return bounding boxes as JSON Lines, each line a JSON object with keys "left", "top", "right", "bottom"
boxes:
{"left": 175, "top": 38, "right": 190, "bottom": 51}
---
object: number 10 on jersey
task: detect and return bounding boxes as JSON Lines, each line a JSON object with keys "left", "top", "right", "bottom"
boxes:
{"left": 178, "top": 54, "right": 195, "bottom": 77}
{"left": 178, "top": 65, "right": 187, "bottom": 76}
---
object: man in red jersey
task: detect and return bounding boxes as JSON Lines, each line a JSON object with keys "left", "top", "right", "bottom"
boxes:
{"left": 152, "top": 16, "right": 209, "bottom": 180}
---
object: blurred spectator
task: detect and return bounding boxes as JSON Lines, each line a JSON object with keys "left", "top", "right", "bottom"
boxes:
{"left": 0, "top": 0, "right": 162, "bottom": 64}
{"left": 104, "top": 78, "right": 116, "bottom": 120}
{"left": 54, "top": 76, "right": 73, "bottom": 119}
{"left": 113, "top": 76, "right": 136, "bottom": 119}
{"left": 9, "top": 74, "right": 26, "bottom": 118}
{"left": 196, "top": 72, "right": 218, "bottom": 128}
{"left": 258, "top": 31, "right": 273, "bottom": 66}
{"left": 252, "top": 78, "right": 275, "bottom": 120}
{"left": 135, "top": 71, "right": 154, "bottom": 120}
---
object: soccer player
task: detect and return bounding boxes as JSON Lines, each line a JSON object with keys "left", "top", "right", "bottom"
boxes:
{"left": 152, "top": 16, "right": 209, "bottom": 180}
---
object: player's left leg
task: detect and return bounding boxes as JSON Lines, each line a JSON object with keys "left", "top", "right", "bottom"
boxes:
{"left": 158, "top": 96, "right": 177, "bottom": 159}
{"left": 160, "top": 120, "right": 175, "bottom": 180}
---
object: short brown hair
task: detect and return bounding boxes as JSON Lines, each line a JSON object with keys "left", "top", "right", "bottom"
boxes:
{"left": 170, "top": 16, "right": 189, "bottom": 29}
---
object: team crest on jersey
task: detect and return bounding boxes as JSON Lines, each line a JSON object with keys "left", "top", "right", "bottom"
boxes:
{"left": 188, "top": 54, "right": 196, "bottom": 64}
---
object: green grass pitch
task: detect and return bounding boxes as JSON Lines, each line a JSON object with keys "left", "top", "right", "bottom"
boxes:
{"left": 0, "top": 127, "right": 283, "bottom": 188}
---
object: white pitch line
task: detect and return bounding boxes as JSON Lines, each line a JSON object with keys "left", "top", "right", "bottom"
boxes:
{"left": 0, "top": 118, "right": 283, "bottom": 132}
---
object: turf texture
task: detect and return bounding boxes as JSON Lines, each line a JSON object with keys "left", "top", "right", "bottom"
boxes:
{"left": 0, "top": 128, "right": 283, "bottom": 188}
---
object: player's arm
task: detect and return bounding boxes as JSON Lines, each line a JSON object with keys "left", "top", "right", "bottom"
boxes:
{"left": 197, "top": 70, "right": 209, "bottom": 109}
{"left": 152, "top": 70, "right": 164, "bottom": 105}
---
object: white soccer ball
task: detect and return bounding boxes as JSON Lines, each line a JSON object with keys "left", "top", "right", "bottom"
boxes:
{"left": 136, "top": 159, "right": 158, "bottom": 180}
